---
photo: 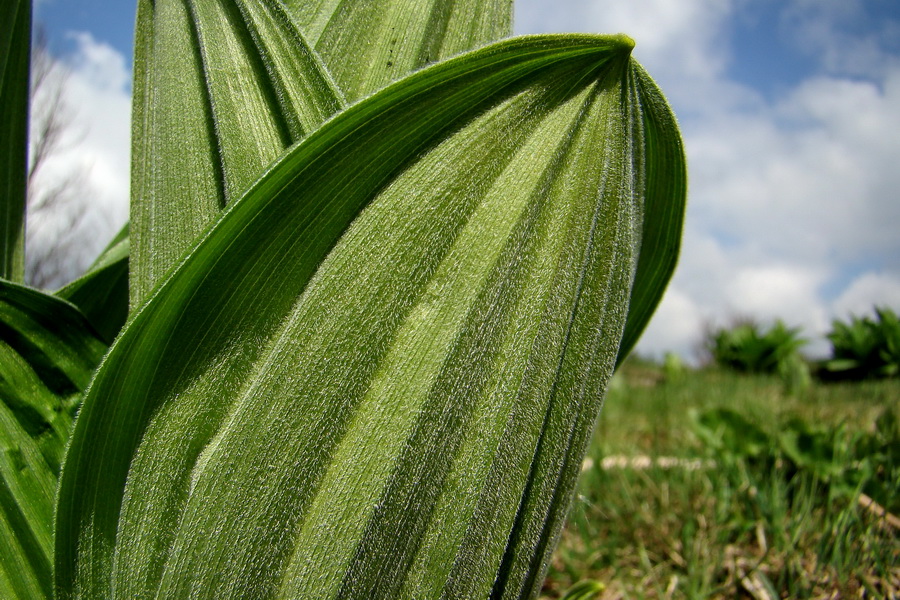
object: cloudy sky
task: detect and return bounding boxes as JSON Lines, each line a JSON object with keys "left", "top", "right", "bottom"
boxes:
{"left": 34, "top": 0, "right": 900, "bottom": 360}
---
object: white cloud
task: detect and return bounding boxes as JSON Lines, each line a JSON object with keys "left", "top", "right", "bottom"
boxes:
{"left": 26, "top": 32, "right": 131, "bottom": 288}
{"left": 516, "top": 0, "right": 900, "bottom": 361}
{"left": 28, "top": 5, "right": 899, "bottom": 363}
{"left": 516, "top": 0, "right": 730, "bottom": 70}
{"left": 586, "top": 0, "right": 732, "bottom": 78}
{"left": 688, "top": 68, "right": 900, "bottom": 265}
{"left": 637, "top": 286, "right": 705, "bottom": 361}
{"left": 833, "top": 272, "right": 900, "bottom": 319}
{"left": 727, "top": 265, "right": 829, "bottom": 332}
{"left": 782, "top": 0, "right": 900, "bottom": 79}
{"left": 66, "top": 32, "right": 132, "bottom": 94}
{"left": 515, "top": 0, "right": 750, "bottom": 116}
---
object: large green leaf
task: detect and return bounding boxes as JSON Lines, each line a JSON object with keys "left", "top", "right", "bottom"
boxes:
{"left": 130, "top": 0, "right": 345, "bottom": 306}
{"left": 131, "top": 0, "right": 513, "bottom": 309}
{"left": 56, "top": 224, "right": 130, "bottom": 344}
{"left": 56, "top": 34, "right": 684, "bottom": 599}
{"left": 283, "top": 0, "right": 513, "bottom": 102}
{"left": 615, "top": 64, "right": 686, "bottom": 364}
{"left": 0, "top": 281, "right": 106, "bottom": 599}
{"left": 0, "top": 0, "right": 30, "bottom": 282}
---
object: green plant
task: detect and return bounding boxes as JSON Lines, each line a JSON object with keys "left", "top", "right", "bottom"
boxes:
{"left": 557, "top": 579, "right": 605, "bottom": 600}
{"left": 691, "top": 406, "right": 899, "bottom": 588}
{"left": 1, "top": 1, "right": 686, "bottom": 598}
{"left": 706, "top": 319, "right": 809, "bottom": 389}
{"left": 823, "top": 306, "right": 900, "bottom": 380}
{"left": 691, "top": 406, "right": 900, "bottom": 513}
{"left": 545, "top": 368, "right": 900, "bottom": 599}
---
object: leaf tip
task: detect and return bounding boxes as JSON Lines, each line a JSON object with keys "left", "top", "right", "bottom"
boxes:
{"left": 614, "top": 34, "right": 636, "bottom": 52}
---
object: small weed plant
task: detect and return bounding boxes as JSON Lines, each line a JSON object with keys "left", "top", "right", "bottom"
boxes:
{"left": 543, "top": 361, "right": 900, "bottom": 600}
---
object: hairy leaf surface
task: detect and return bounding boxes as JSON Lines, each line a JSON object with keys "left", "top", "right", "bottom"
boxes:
{"left": 283, "top": 0, "right": 513, "bottom": 102}
{"left": 130, "top": 0, "right": 344, "bottom": 306}
{"left": 615, "top": 63, "right": 686, "bottom": 363}
{"left": 0, "top": 0, "right": 30, "bottom": 282}
{"left": 56, "top": 35, "right": 685, "bottom": 599}
{"left": 0, "top": 282, "right": 106, "bottom": 599}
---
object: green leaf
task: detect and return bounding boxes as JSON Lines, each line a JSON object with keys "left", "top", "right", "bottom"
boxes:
{"left": 56, "top": 34, "right": 684, "bottom": 599}
{"left": 615, "top": 64, "right": 686, "bottom": 364}
{"left": 130, "top": 0, "right": 345, "bottom": 306}
{"left": 0, "top": 281, "right": 107, "bottom": 599}
{"left": 56, "top": 224, "right": 130, "bottom": 344}
{"left": 0, "top": 0, "right": 30, "bottom": 282}
{"left": 824, "top": 307, "right": 900, "bottom": 380}
{"left": 283, "top": 0, "right": 513, "bottom": 103}
{"left": 559, "top": 580, "right": 606, "bottom": 600}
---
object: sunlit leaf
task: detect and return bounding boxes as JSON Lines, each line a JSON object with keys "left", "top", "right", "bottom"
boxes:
{"left": 615, "top": 63, "right": 686, "bottom": 364}
{"left": 283, "top": 0, "right": 513, "bottom": 102}
{"left": 0, "top": 0, "right": 30, "bottom": 282}
{"left": 0, "top": 281, "right": 106, "bottom": 599}
{"left": 56, "top": 34, "right": 685, "bottom": 599}
{"left": 130, "top": 0, "right": 344, "bottom": 306}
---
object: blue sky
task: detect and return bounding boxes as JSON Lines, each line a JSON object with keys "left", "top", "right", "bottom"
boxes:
{"left": 37, "top": 1, "right": 900, "bottom": 107}
{"left": 728, "top": 1, "right": 900, "bottom": 93}
{"left": 31, "top": 0, "right": 900, "bottom": 360}
{"left": 37, "top": 0, "right": 134, "bottom": 66}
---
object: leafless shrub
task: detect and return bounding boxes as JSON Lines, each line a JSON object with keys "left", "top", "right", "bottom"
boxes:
{"left": 25, "top": 28, "right": 93, "bottom": 289}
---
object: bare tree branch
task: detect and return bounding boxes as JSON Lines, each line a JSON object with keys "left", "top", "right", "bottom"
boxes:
{"left": 25, "top": 28, "right": 92, "bottom": 289}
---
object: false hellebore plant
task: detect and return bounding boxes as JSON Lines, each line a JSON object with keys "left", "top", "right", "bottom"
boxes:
{"left": 0, "top": 0, "right": 685, "bottom": 598}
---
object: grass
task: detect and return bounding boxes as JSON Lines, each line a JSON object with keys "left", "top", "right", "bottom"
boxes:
{"left": 541, "top": 358, "right": 900, "bottom": 599}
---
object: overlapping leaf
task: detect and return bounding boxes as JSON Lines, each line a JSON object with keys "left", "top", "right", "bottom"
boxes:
{"left": 0, "top": 282, "right": 107, "bottom": 599}
{"left": 283, "top": 0, "right": 513, "bottom": 102}
{"left": 0, "top": 0, "right": 30, "bottom": 282}
{"left": 56, "top": 34, "right": 685, "bottom": 599}
{"left": 615, "top": 63, "right": 686, "bottom": 363}
{"left": 56, "top": 224, "right": 130, "bottom": 344}
{"left": 130, "top": 0, "right": 344, "bottom": 306}
{"left": 130, "top": 0, "right": 515, "bottom": 309}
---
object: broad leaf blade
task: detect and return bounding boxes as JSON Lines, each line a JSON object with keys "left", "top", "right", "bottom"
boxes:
{"left": 284, "top": 0, "right": 513, "bottom": 103}
{"left": 131, "top": 0, "right": 344, "bottom": 306}
{"left": 56, "top": 35, "right": 684, "bottom": 599}
{"left": 483, "top": 66, "right": 682, "bottom": 596}
{"left": 56, "top": 223, "right": 130, "bottom": 344}
{"left": 0, "top": 0, "right": 30, "bottom": 282}
{"left": 0, "top": 281, "right": 106, "bottom": 599}
{"left": 615, "top": 64, "right": 686, "bottom": 364}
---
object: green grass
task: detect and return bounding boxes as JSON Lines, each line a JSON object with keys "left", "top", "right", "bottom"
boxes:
{"left": 542, "top": 359, "right": 899, "bottom": 599}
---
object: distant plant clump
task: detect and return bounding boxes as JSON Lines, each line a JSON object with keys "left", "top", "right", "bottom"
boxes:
{"left": 705, "top": 309, "right": 900, "bottom": 387}
{"left": 822, "top": 306, "right": 900, "bottom": 381}
{"left": 706, "top": 319, "right": 809, "bottom": 385}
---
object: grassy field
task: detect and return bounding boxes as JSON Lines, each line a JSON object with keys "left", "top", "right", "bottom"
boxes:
{"left": 541, "top": 359, "right": 899, "bottom": 599}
